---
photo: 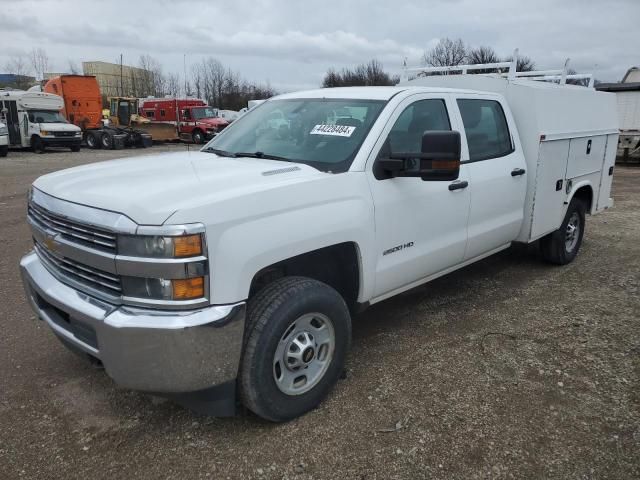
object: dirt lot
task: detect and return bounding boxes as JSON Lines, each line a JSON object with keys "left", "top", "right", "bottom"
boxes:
{"left": 0, "top": 146, "right": 638, "bottom": 479}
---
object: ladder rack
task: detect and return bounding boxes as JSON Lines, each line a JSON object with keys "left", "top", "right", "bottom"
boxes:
{"left": 403, "top": 49, "right": 595, "bottom": 88}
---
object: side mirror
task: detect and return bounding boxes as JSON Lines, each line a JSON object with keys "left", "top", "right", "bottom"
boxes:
{"left": 377, "top": 130, "right": 461, "bottom": 181}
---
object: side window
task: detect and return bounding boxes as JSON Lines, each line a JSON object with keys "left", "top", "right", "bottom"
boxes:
{"left": 145, "top": 110, "right": 155, "bottom": 118}
{"left": 380, "top": 99, "right": 451, "bottom": 156}
{"left": 457, "top": 99, "right": 513, "bottom": 161}
{"left": 160, "top": 109, "right": 166, "bottom": 117}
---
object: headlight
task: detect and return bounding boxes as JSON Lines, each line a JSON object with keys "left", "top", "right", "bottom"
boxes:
{"left": 75, "top": 131, "right": 82, "bottom": 136}
{"left": 121, "top": 276, "right": 205, "bottom": 301}
{"left": 40, "top": 130, "right": 49, "bottom": 136}
{"left": 118, "top": 234, "right": 203, "bottom": 258}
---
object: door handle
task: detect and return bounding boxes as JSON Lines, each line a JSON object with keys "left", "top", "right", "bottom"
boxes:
{"left": 448, "top": 180, "right": 469, "bottom": 191}
{"left": 511, "top": 168, "right": 526, "bottom": 177}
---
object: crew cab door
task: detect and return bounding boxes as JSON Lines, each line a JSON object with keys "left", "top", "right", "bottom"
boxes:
{"left": 451, "top": 94, "right": 527, "bottom": 260}
{"left": 367, "top": 94, "right": 471, "bottom": 299}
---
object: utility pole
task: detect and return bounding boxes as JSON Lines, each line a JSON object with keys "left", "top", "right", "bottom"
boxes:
{"left": 120, "top": 53, "right": 123, "bottom": 96}
{"left": 183, "top": 54, "right": 187, "bottom": 96}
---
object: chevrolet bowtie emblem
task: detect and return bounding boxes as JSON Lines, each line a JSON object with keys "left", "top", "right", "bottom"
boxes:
{"left": 44, "top": 233, "right": 57, "bottom": 252}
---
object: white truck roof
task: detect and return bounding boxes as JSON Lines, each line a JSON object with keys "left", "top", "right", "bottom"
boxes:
{"left": 0, "top": 90, "right": 64, "bottom": 110}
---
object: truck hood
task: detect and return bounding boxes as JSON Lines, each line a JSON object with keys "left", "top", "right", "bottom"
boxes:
{"left": 33, "top": 151, "right": 325, "bottom": 225}
{"left": 197, "top": 118, "right": 228, "bottom": 128}
{"left": 40, "top": 122, "right": 81, "bottom": 132}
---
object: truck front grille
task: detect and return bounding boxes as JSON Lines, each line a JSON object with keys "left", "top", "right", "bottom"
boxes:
{"left": 53, "top": 131, "right": 76, "bottom": 137}
{"left": 34, "top": 241, "right": 122, "bottom": 296}
{"left": 28, "top": 201, "right": 117, "bottom": 253}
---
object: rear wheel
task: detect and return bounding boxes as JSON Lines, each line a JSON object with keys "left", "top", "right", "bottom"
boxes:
{"left": 192, "top": 130, "right": 205, "bottom": 144}
{"left": 101, "top": 132, "right": 114, "bottom": 149}
{"left": 86, "top": 131, "right": 101, "bottom": 149}
{"left": 0, "top": 145, "right": 7, "bottom": 157}
{"left": 31, "top": 136, "right": 45, "bottom": 154}
{"left": 240, "top": 276, "right": 351, "bottom": 422}
{"left": 541, "top": 197, "right": 586, "bottom": 265}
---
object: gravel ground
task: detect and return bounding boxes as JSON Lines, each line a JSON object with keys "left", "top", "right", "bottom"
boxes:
{"left": 1, "top": 146, "right": 638, "bottom": 479}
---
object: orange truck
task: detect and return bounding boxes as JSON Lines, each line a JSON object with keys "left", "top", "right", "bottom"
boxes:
{"left": 44, "top": 75, "right": 152, "bottom": 149}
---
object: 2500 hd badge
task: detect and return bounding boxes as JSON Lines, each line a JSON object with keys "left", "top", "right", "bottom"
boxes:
{"left": 383, "top": 242, "right": 414, "bottom": 256}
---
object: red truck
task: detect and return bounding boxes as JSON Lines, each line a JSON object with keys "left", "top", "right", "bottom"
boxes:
{"left": 139, "top": 98, "right": 229, "bottom": 143}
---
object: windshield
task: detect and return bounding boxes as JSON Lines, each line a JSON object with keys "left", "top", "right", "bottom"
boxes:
{"left": 203, "top": 98, "right": 386, "bottom": 173}
{"left": 192, "top": 107, "right": 218, "bottom": 119}
{"left": 28, "top": 110, "right": 67, "bottom": 123}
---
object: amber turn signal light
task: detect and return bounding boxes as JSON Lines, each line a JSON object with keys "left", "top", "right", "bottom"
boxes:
{"left": 173, "top": 234, "right": 202, "bottom": 257}
{"left": 172, "top": 277, "right": 205, "bottom": 300}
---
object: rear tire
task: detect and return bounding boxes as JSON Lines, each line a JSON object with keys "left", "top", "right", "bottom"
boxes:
{"left": 101, "top": 132, "right": 114, "bottom": 149}
{"left": 540, "top": 197, "right": 586, "bottom": 265}
{"left": 86, "top": 131, "right": 101, "bottom": 149}
{"left": 240, "top": 276, "right": 351, "bottom": 422}
{"left": 0, "top": 146, "right": 7, "bottom": 157}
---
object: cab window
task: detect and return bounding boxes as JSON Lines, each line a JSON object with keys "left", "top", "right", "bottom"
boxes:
{"left": 457, "top": 99, "right": 513, "bottom": 161}
{"left": 379, "top": 99, "right": 451, "bottom": 157}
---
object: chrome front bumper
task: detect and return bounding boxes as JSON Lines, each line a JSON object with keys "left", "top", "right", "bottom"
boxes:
{"left": 20, "top": 251, "right": 246, "bottom": 394}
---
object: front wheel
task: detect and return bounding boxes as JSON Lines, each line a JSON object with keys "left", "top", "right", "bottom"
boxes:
{"left": 240, "top": 277, "right": 351, "bottom": 422}
{"left": 31, "top": 136, "right": 45, "bottom": 154}
{"left": 192, "top": 130, "right": 205, "bottom": 144}
{"left": 540, "top": 197, "right": 586, "bottom": 265}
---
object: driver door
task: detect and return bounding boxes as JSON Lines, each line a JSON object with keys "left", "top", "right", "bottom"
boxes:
{"left": 367, "top": 94, "right": 471, "bottom": 299}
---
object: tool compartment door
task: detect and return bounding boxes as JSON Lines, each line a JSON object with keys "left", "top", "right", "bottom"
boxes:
{"left": 596, "top": 133, "right": 618, "bottom": 211}
{"left": 530, "top": 139, "right": 570, "bottom": 240}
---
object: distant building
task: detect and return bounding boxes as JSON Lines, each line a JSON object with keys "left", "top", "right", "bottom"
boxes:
{"left": 82, "top": 61, "right": 154, "bottom": 98}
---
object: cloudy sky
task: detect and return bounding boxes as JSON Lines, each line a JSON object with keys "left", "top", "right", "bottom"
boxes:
{"left": 2, "top": 0, "right": 638, "bottom": 91}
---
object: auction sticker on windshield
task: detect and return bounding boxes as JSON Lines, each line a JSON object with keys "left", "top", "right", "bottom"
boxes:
{"left": 310, "top": 124, "right": 355, "bottom": 137}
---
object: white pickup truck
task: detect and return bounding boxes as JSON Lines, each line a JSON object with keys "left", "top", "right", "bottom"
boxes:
{"left": 20, "top": 75, "right": 618, "bottom": 421}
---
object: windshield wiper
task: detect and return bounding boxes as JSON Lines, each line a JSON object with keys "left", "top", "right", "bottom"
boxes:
{"left": 234, "top": 151, "right": 293, "bottom": 162}
{"left": 202, "top": 147, "right": 237, "bottom": 157}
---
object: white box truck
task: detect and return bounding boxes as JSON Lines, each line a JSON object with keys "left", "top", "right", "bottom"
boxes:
{"left": 0, "top": 89, "right": 82, "bottom": 153}
{"left": 20, "top": 61, "right": 618, "bottom": 421}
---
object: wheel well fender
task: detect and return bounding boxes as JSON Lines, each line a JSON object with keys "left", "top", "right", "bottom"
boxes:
{"left": 248, "top": 242, "right": 362, "bottom": 313}
{"left": 567, "top": 182, "right": 594, "bottom": 214}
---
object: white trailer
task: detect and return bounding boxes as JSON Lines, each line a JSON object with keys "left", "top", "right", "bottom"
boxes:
{"left": 597, "top": 81, "right": 640, "bottom": 162}
{"left": 0, "top": 89, "right": 82, "bottom": 153}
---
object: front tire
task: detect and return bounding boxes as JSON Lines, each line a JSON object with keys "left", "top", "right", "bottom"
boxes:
{"left": 31, "top": 136, "right": 45, "bottom": 154}
{"left": 540, "top": 197, "right": 586, "bottom": 265}
{"left": 192, "top": 130, "right": 205, "bottom": 144}
{"left": 240, "top": 277, "right": 351, "bottom": 422}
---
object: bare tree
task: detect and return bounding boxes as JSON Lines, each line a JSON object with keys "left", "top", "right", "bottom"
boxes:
{"left": 322, "top": 59, "right": 399, "bottom": 87}
{"left": 165, "top": 73, "right": 181, "bottom": 97}
{"left": 504, "top": 54, "right": 535, "bottom": 72}
{"left": 29, "top": 47, "right": 50, "bottom": 81}
{"left": 3, "top": 55, "right": 33, "bottom": 89}
{"left": 467, "top": 46, "right": 499, "bottom": 65}
{"left": 423, "top": 38, "right": 467, "bottom": 67}
{"left": 137, "top": 54, "right": 165, "bottom": 97}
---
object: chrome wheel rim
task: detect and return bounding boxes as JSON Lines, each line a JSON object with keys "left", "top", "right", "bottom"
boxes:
{"left": 565, "top": 212, "right": 580, "bottom": 253}
{"left": 273, "top": 313, "right": 335, "bottom": 396}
